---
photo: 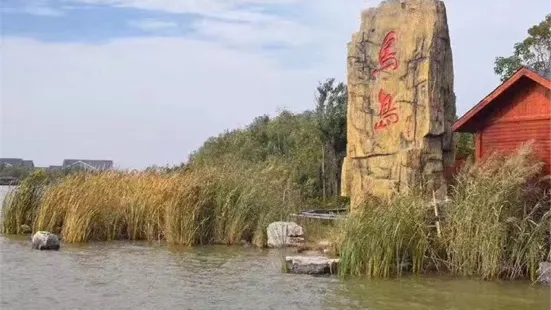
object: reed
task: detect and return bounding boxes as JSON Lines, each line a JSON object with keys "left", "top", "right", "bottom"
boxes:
{"left": 444, "top": 144, "right": 550, "bottom": 281}
{"left": 2, "top": 160, "right": 305, "bottom": 246}
{"left": 1, "top": 170, "right": 50, "bottom": 234}
{"left": 338, "top": 190, "right": 431, "bottom": 278}
{"left": 337, "top": 144, "right": 550, "bottom": 280}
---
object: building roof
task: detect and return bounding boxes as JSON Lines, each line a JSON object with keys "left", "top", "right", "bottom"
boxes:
{"left": 22, "top": 160, "right": 35, "bottom": 169}
{"left": 0, "top": 158, "right": 24, "bottom": 167}
{"left": 452, "top": 67, "right": 551, "bottom": 133}
{"left": 0, "top": 158, "right": 34, "bottom": 169}
{"left": 62, "top": 159, "right": 114, "bottom": 170}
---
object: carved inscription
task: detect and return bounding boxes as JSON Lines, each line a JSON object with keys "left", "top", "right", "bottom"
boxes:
{"left": 372, "top": 31, "right": 400, "bottom": 131}
{"left": 374, "top": 89, "right": 399, "bottom": 130}
{"left": 372, "top": 31, "right": 399, "bottom": 77}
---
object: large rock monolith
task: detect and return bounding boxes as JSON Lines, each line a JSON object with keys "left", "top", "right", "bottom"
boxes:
{"left": 341, "top": 0, "right": 457, "bottom": 212}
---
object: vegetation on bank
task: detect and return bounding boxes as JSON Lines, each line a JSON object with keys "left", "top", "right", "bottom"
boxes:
{"left": 2, "top": 161, "right": 310, "bottom": 246}
{"left": 337, "top": 145, "right": 550, "bottom": 281}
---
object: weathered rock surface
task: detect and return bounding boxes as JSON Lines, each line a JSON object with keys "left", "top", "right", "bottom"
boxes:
{"left": 31, "top": 231, "right": 60, "bottom": 250}
{"left": 341, "top": 0, "right": 457, "bottom": 212}
{"left": 285, "top": 256, "right": 339, "bottom": 275}
{"left": 267, "top": 222, "right": 304, "bottom": 248}
{"left": 20, "top": 224, "right": 32, "bottom": 234}
{"left": 537, "top": 262, "right": 551, "bottom": 285}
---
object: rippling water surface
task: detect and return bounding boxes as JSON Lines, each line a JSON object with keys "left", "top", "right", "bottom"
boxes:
{"left": 1, "top": 186, "right": 549, "bottom": 310}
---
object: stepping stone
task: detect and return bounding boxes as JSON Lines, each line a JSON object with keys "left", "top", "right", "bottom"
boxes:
{"left": 284, "top": 255, "right": 339, "bottom": 275}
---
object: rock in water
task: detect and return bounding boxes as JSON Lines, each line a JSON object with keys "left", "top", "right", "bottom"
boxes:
{"left": 267, "top": 222, "right": 304, "bottom": 248}
{"left": 341, "top": 0, "right": 457, "bottom": 212}
{"left": 285, "top": 256, "right": 339, "bottom": 275}
{"left": 31, "top": 231, "right": 60, "bottom": 250}
{"left": 20, "top": 224, "right": 32, "bottom": 234}
{"left": 537, "top": 262, "right": 551, "bottom": 285}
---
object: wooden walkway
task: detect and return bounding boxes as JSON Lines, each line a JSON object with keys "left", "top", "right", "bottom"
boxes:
{"left": 288, "top": 208, "right": 348, "bottom": 221}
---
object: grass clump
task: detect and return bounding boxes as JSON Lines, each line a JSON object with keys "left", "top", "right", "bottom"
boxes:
{"left": 1, "top": 170, "right": 51, "bottom": 234}
{"left": 337, "top": 144, "right": 550, "bottom": 281}
{"left": 338, "top": 190, "right": 432, "bottom": 278}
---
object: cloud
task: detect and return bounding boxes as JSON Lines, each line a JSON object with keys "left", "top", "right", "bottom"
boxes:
{"left": 128, "top": 19, "right": 179, "bottom": 31}
{"left": 1, "top": 36, "right": 334, "bottom": 169}
{"left": 2, "top": 5, "right": 64, "bottom": 17}
{"left": 190, "top": 18, "right": 311, "bottom": 49}
{"left": 70, "top": 0, "right": 301, "bottom": 17}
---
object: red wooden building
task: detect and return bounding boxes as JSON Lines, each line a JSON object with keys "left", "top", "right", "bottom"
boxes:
{"left": 452, "top": 67, "right": 551, "bottom": 175}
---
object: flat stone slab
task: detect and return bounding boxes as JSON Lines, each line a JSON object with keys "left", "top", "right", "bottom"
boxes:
{"left": 285, "top": 255, "right": 339, "bottom": 275}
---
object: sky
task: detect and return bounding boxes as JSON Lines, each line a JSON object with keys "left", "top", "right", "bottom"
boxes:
{"left": 0, "top": 0, "right": 549, "bottom": 169}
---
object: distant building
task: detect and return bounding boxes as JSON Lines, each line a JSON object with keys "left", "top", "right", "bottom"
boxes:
{"left": 0, "top": 158, "right": 114, "bottom": 172}
{"left": 61, "top": 159, "right": 114, "bottom": 171}
{"left": 47, "top": 165, "right": 63, "bottom": 171}
{"left": 22, "top": 160, "right": 35, "bottom": 169}
{"left": 0, "top": 158, "right": 35, "bottom": 169}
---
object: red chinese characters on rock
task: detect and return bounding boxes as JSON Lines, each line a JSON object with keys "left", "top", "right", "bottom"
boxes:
{"left": 372, "top": 31, "right": 399, "bottom": 77}
{"left": 372, "top": 31, "right": 400, "bottom": 131}
{"left": 374, "top": 89, "right": 399, "bottom": 131}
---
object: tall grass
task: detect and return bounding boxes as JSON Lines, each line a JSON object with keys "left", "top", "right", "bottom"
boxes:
{"left": 1, "top": 170, "right": 51, "bottom": 234}
{"left": 338, "top": 190, "right": 432, "bottom": 278}
{"left": 2, "top": 160, "right": 306, "bottom": 246}
{"left": 337, "top": 144, "right": 550, "bottom": 280}
{"left": 444, "top": 144, "right": 550, "bottom": 280}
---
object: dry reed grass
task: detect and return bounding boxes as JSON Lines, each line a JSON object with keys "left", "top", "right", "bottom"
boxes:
{"left": 1, "top": 170, "right": 51, "bottom": 234}
{"left": 444, "top": 143, "right": 550, "bottom": 280}
{"left": 2, "top": 161, "right": 305, "bottom": 246}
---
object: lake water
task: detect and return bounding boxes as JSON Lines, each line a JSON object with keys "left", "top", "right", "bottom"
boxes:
{"left": 1, "top": 186, "right": 550, "bottom": 310}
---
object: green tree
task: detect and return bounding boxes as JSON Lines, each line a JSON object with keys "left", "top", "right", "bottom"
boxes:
{"left": 456, "top": 132, "right": 475, "bottom": 158}
{"left": 186, "top": 78, "right": 347, "bottom": 200}
{"left": 494, "top": 14, "right": 551, "bottom": 81}
{"left": 314, "top": 78, "right": 348, "bottom": 200}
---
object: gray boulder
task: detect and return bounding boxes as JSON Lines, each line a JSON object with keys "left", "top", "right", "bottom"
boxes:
{"left": 31, "top": 231, "right": 60, "bottom": 250}
{"left": 267, "top": 221, "right": 304, "bottom": 248}
{"left": 537, "top": 262, "right": 551, "bottom": 285}
{"left": 285, "top": 255, "right": 339, "bottom": 275}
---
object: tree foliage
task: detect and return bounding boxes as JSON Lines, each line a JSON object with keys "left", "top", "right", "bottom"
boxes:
{"left": 188, "top": 78, "right": 348, "bottom": 201}
{"left": 315, "top": 78, "right": 348, "bottom": 199}
{"left": 494, "top": 14, "right": 551, "bottom": 81}
{"left": 456, "top": 132, "right": 475, "bottom": 159}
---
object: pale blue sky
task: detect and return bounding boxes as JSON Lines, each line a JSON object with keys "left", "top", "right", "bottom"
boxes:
{"left": 1, "top": 0, "right": 549, "bottom": 169}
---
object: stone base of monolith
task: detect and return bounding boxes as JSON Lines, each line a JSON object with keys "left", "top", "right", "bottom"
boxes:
{"left": 341, "top": 0, "right": 457, "bottom": 212}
